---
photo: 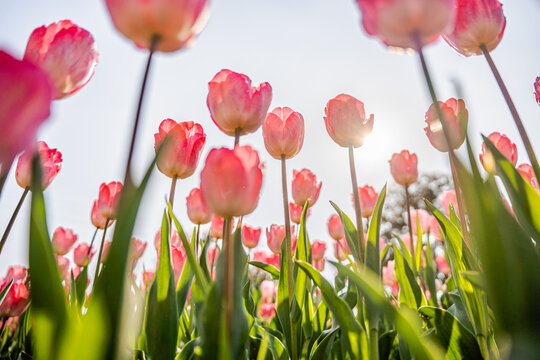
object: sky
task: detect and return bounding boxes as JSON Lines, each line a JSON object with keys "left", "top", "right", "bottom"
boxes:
{"left": 0, "top": 0, "right": 539, "bottom": 277}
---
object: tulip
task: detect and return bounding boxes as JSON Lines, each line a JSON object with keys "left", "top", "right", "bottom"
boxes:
{"left": 242, "top": 225, "right": 261, "bottom": 249}
{"left": 207, "top": 70, "right": 272, "bottom": 139}
{"left": 24, "top": 20, "right": 98, "bottom": 99}
{"left": 262, "top": 107, "right": 304, "bottom": 160}
{"left": 443, "top": 0, "right": 506, "bottom": 57}
{"left": 289, "top": 202, "right": 310, "bottom": 225}
{"left": 56, "top": 255, "right": 70, "bottom": 280}
{"left": 130, "top": 238, "right": 147, "bottom": 263}
{"left": 355, "top": 0, "right": 455, "bottom": 49}
{"left": 251, "top": 251, "right": 267, "bottom": 264}
{"left": 291, "top": 169, "right": 321, "bottom": 208}
{"left": 73, "top": 243, "right": 94, "bottom": 267}
{"left": 382, "top": 260, "right": 397, "bottom": 285}
{"left": 479, "top": 132, "right": 517, "bottom": 173}
{"left": 52, "top": 227, "right": 78, "bottom": 255}
{"left": 328, "top": 214, "right": 345, "bottom": 241}
{"left": 424, "top": 98, "right": 468, "bottom": 152}
{"left": 311, "top": 241, "right": 327, "bottom": 261}
{"left": 334, "top": 240, "right": 347, "bottom": 261}
{"left": 265, "top": 253, "right": 281, "bottom": 268}
{"left": 91, "top": 200, "right": 110, "bottom": 229}
{"left": 5, "top": 266, "right": 28, "bottom": 282}
{"left": 154, "top": 228, "right": 182, "bottom": 250}
{"left": 429, "top": 216, "right": 443, "bottom": 241}
{"left": 324, "top": 94, "right": 374, "bottom": 148}
{"left": 409, "top": 209, "right": 431, "bottom": 235}
{"left": 0, "top": 51, "right": 53, "bottom": 175}
{"left": 259, "top": 301, "right": 276, "bottom": 322}
{"left": 210, "top": 216, "right": 225, "bottom": 239}
{"left": 260, "top": 280, "right": 276, "bottom": 300}
{"left": 313, "top": 258, "right": 325, "bottom": 272}
{"left": 207, "top": 246, "right": 220, "bottom": 270}
{"left": 97, "top": 182, "right": 123, "bottom": 220}
{"left": 154, "top": 119, "right": 206, "bottom": 179}
{"left": 353, "top": 185, "right": 378, "bottom": 218}
{"left": 266, "top": 225, "right": 289, "bottom": 254}
{"left": 435, "top": 254, "right": 451, "bottom": 276}
{"left": 517, "top": 164, "right": 539, "bottom": 191}
{"left": 535, "top": 77, "right": 540, "bottom": 106}
{"left": 141, "top": 271, "right": 155, "bottom": 292}
{"left": 16, "top": 141, "right": 62, "bottom": 190}
{"left": 171, "top": 245, "right": 186, "bottom": 283}
{"left": 104, "top": 0, "right": 209, "bottom": 52}
{"left": 186, "top": 188, "right": 212, "bottom": 225}
{"left": 0, "top": 280, "right": 30, "bottom": 317}
{"left": 389, "top": 150, "right": 418, "bottom": 186}
{"left": 101, "top": 241, "right": 112, "bottom": 264}
{"left": 440, "top": 190, "right": 459, "bottom": 217}
{"left": 200, "top": 146, "right": 264, "bottom": 217}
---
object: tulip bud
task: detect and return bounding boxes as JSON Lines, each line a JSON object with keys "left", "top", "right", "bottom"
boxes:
{"left": 435, "top": 255, "right": 451, "bottom": 276}
{"left": 101, "top": 241, "right": 112, "bottom": 264}
{"left": 0, "top": 51, "right": 53, "bottom": 173}
{"left": 439, "top": 190, "right": 459, "bottom": 217}
{"left": 289, "top": 202, "right": 310, "bottom": 225}
{"left": 207, "top": 246, "right": 220, "bottom": 269}
{"left": 266, "top": 225, "right": 288, "bottom": 254}
{"left": 429, "top": 216, "right": 443, "bottom": 241}
{"left": 186, "top": 188, "right": 212, "bottom": 225}
{"left": 424, "top": 99, "right": 468, "bottom": 152}
{"left": 154, "top": 229, "right": 182, "bottom": 250}
{"left": 56, "top": 256, "right": 70, "bottom": 280}
{"left": 334, "top": 239, "right": 347, "bottom": 261}
{"left": 52, "top": 227, "right": 78, "bottom": 255}
{"left": 91, "top": 200, "right": 110, "bottom": 229}
{"left": 104, "top": 0, "right": 210, "bottom": 52}
{"left": 479, "top": 132, "right": 517, "bottom": 173}
{"left": 517, "top": 164, "right": 539, "bottom": 191}
{"left": 443, "top": 0, "right": 506, "bottom": 56}
{"left": 382, "top": 260, "right": 397, "bottom": 285}
{"left": 313, "top": 258, "right": 325, "bottom": 272}
{"left": 5, "top": 266, "right": 28, "bottom": 282}
{"left": 200, "top": 146, "right": 264, "bottom": 217}
{"left": 259, "top": 301, "right": 276, "bottom": 322}
{"left": 207, "top": 69, "right": 272, "bottom": 136}
{"left": 242, "top": 225, "right": 261, "bottom": 249}
{"left": 389, "top": 150, "right": 418, "bottom": 186}
{"left": 73, "top": 243, "right": 94, "bottom": 267}
{"left": 292, "top": 169, "right": 321, "bottom": 208}
{"left": 210, "top": 216, "right": 225, "bottom": 239}
{"left": 260, "top": 280, "right": 276, "bottom": 301}
{"left": 535, "top": 77, "right": 540, "bottom": 106}
{"left": 24, "top": 20, "right": 98, "bottom": 99}
{"left": 311, "top": 241, "right": 327, "bottom": 261}
{"left": 130, "top": 238, "right": 147, "bottom": 261}
{"left": 0, "top": 280, "right": 30, "bottom": 317}
{"left": 16, "top": 141, "right": 62, "bottom": 190}
{"left": 355, "top": 0, "right": 455, "bottom": 49}
{"left": 324, "top": 94, "right": 374, "bottom": 148}
{"left": 265, "top": 253, "right": 281, "bottom": 268}
{"left": 97, "top": 181, "right": 123, "bottom": 220}
{"left": 353, "top": 185, "right": 378, "bottom": 218}
{"left": 262, "top": 107, "right": 304, "bottom": 160}
{"left": 409, "top": 209, "right": 431, "bottom": 235}
{"left": 328, "top": 214, "right": 345, "bottom": 241}
{"left": 171, "top": 245, "right": 187, "bottom": 283}
{"left": 154, "top": 119, "right": 206, "bottom": 179}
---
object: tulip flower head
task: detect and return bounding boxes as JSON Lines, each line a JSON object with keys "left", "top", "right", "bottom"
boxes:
{"left": 265, "top": 253, "right": 280, "bottom": 268}
{"left": 5, "top": 266, "right": 28, "bottom": 283}
{"left": 171, "top": 245, "right": 187, "bottom": 283}
{"left": 154, "top": 119, "right": 206, "bottom": 179}
{"left": 328, "top": 214, "right": 345, "bottom": 241}
{"left": 266, "top": 225, "right": 291, "bottom": 254}
{"left": 24, "top": 20, "right": 99, "bottom": 99}
{"left": 259, "top": 301, "right": 276, "bottom": 323}
{"left": 207, "top": 69, "right": 272, "bottom": 137}
{"left": 409, "top": 209, "right": 431, "bottom": 235}
{"left": 313, "top": 258, "right": 325, "bottom": 272}
{"left": 52, "top": 227, "right": 78, "bottom": 255}
{"left": 186, "top": 188, "right": 212, "bottom": 225}
{"left": 91, "top": 200, "right": 110, "bottom": 229}
{"left": 210, "top": 216, "right": 225, "bottom": 239}
{"left": 443, "top": 0, "right": 506, "bottom": 56}
{"left": 289, "top": 202, "right": 310, "bottom": 225}
{"left": 479, "top": 132, "right": 517, "bottom": 173}
{"left": 292, "top": 169, "right": 322, "bottom": 208}
{"left": 324, "top": 94, "right": 374, "bottom": 148}
{"left": 389, "top": 150, "right": 418, "bottom": 186}
{"left": 73, "top": 243, "right": 94, "bottom": 267}
{"left": 260, "top": 280, "right": 276, "bottom": 301}
{"left": 429, "top": 215, "right": 443, "bottom": 241}
{"left": 439, "top": 190, "right": 459, "bottom": 217}
{"left": 334, "top": 239, "right": 348, "bottom": 261}
{"left": 101, "top": 241, "right": 112, "bottom": 264}
{"left": 242, "top": 225, "right": 261, "bottom": 249}
{"left": 200, "top": 146, "right": 264, "bottom": 217}
{"left": 97, "top": 181, "right": 123, "bottom": 220}
{"left": 56, "top": 256, "right": 70, "bottom": 280}
{"left": 355, "top": 0, "right": 455, "bottom": 49}
{"left": 311, "top": 241, "right": 327, "bottom": 261}
{"left": 535, "top": 77, "right": 540, "bottom": 106}
{"left": 0, "top": 279, "right": 30, "bottom": 317}
{"left": 104, "top": 0, "right": 210, "bottom": 52}
{"left": 262, "top": 107, "right": 305, "bottom": 160}
{"left": 154, "top": 228, "right": 182, "bottom": 250}
{"left": 16, "top": 141, "right": 62, "bottom": 190}
{"left": 0, "top": 51, "right": 53, "bottom": 174}
{"left": 435, "top": 254, "right": 451, "bottom": 276}
{"left": 424, "top": 98, "right": 468, "bottom": 152}
{"left": 353, "top": 185, "right": 378, "bottom": 218}
{"left": 207, "top": 246, "right": 220, "bottom": 269}
{"left": 517, "top": 164, "right": 539, "bottom": 191}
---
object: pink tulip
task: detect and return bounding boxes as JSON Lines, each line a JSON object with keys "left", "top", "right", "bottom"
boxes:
{"left": 262, "top": 107, "right": 304, "bottom": 159}
{"left": 104, "top": 0, "right": 209, "bottom": 52}
{"left": 266, "top": 225, "right": 288, "bottom": 254}
{"left": 207, "top": 246, "right": 220, "bottom": 269}
{"left": 313, "top": 258, "right": 325, "bottom": 272}
{"left": 154, "top": 119, "right": 206, "bottom": 179}
{"left": 5, "top": 266, "right": 28, "bottom": 282}
{"left": 0, "top": 51, "right": 53, "bottom": 173}
{"left": 91, "top": 200, "right": 111, "bottom": 229}
{"left": 0, "top": 280, "right": 30, "bottom": 317}
{"left": 73, "top": 243, "right": 94, "bottom": 267}
{"left": 251, "top": 251, "right": 267, "bottom": 264}
{"left": 24, "top": 20, "right": 98, "bottom": 99}
{"left": 439, "top": 190, "right": 459, "bottom": 217}
{"left": 171, "top": 244, "right": 187, "bottom": 283}
{"left": 15, "top": 141, "right": 62, "bottom": 190}
{"left": 186, "top": 188, "right": 212, "bottom": 225}
{"left": 200, "top": 146, "right": 264, "bottom": 217}
{"left": 311, "top": 241, "right": 327, "bottom": 261}
{"left": 101, "top": 241, "right": 112, "bottom": 264}
{"left": 141, "top": 270, "right": 155, "bottom": 292}
{"left": 334, "top": 239, "right": 348, "bottom": 261}
{"left": 443, "top": 0, "right": 506, "bottom": 56}
{"left": 324, "top": 94, "right": 374, "bottom": 148}
{"left": 130, "top": 238, "right": 147, "bottom": 262}
{"left": 242, "top": 225, "right": 261, "bottom": 249}
{"left": 535, "top": 77, "right": 540, "bottom": 106}
{"left": 265, "top": 253, "right": 281, "bottom": 268}
{"left": 517, "top": 164, "right": 539, "bottom": 191}
{"left": 210, "top": 216, "right": 225, "bottom": 239}
{"left": 409, "top": 209, "right": 431, "bottom": 235}
{"left": 52, "top": 227, "right": 78, "bottom": 255}
{"left": 382, "top": 260, "right": 397, "bottom": 285}
{"left": 259, "top": 301, "right": 276, "bottom": 322}
{"left": 207, "top": 69, "right": 272, "bottom": 136}
{"left": 292, "top": 169, "right": 321, "bottom": 208}
{"left": 424, "top": 98, "right": 468, "bottom": 152}
{"left": 389, "top": 150, "right": 418, "bottom": 186}
{"left": 97, "top": 181, "right": 123, "bottom": 220}
{"left": 154, "top": 228, "right": 182, "bottom": 250}
{"left": 429, "top": 216, "right": 443, "bottom": 241}
{"left": 479, "top": 132, "right": 517, "bottom": 172}
{"left": 289, "top": 202, "right": 310, "bottom": 225}
{"left": 355, "top": 0, "right": 455, "bottom": 49}
{"left": 328, "top": 214, "right": 345, "bottom": 241}
{"left": 353, "top": 185, "right": 378, "bottom": 218}
{"left": 435, "top": 255, "right": 451, "bottom": 276}
{"left": 56, "top": 255, "right": 70, "bottom": 280}
{"left": 260, "top": 280, "right": 276, "bottom": 300}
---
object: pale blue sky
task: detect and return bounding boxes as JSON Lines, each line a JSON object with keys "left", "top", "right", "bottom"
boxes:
{"left": 0, "top": 0, "right": 539, "bottom": 276}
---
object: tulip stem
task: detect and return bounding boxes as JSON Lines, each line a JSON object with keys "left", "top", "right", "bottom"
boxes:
{"left": 223, "top": 216, "right": 234, "bottom": 350}
{"left": 86, "top": 227, "right": 99, "bottom": 262}
{"left": 414, "top": 33, "right": 470, "bottom": 246}
{"left": 196, "top": 224, "right": 200, "bottom": 260}
{"left": 234, "top": 128, "right": 240, "bottom": 146}
{"left": 0, "top": 317, "right": 7, "bottom": 338}
{"left": 0, "top": 187, "right": 29, "bottom": 255}
{"left": 348, "top": 145, "right": 365, "bottom": 264}
{"left": 404, "top": 185, "right": 415, "bottom": 256}
{"left": 93, "top": 219, "right": 110, "bottom": 288}
{"left": 123, "top": 35, "right": 160, "bottom": 187}
{"left": 0, "top": 172, "right": 9, "bottom": 198}
{"left": 168, "top": 176, "right": 177, "bottom": 208}
{"left": 480, "top": 44, "right": 540, "bottom": 184}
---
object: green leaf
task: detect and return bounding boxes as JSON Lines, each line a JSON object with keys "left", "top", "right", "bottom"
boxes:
{"left": 176, "top": 229, "right": 196, "bottom": 317}
{"left": 145, "top": 211, "right": 179, "bottom": 360}
{"left": 249, "top": 262, "right": 280, "bottom": 280}
{"left": 391, "top": 243, "right": 425, "bottom": 309}
{"left": 330, "top": 201, "right": 361, "bottom": 264}
{"left": 175, "top": 338, "right": 200, "bottom": 360}
{"left": 309, "top": 328, "right": 339, "bottom": 360}
{"left": 366, "top": 185, "right": 386, "bottom": 276}
{"left": 292, "top": 202, "right": 310, "bottom": 323}
{"left": 75, "top": 266, "right": 89, "bottom": 310}
{"left": 0, "top": 280, "right": 13, "bottom": 306}
{"left": 276, "top": 239, "right": 293, "bottom": 359}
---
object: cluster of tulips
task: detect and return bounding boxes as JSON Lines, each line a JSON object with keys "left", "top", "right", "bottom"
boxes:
{"left": 1, "top": 0, "right": 540, "bottom": 359}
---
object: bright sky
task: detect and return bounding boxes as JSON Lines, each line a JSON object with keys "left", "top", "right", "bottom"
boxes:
{"left": 1, "top": 0, "right": 539, "bottom": 276}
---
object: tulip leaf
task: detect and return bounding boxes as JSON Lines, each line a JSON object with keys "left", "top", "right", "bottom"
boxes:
{"left": 391, "top": 233, "right": 413, "bottom": 266}
{"left": 391, "top": 243, "right": 425, "bottom": 309}
{"left": 75, "top": 266, "right": 89, "bottom": 311}
{"left": 249, "top": 261, "right": 280, "bottom": 280}
{"left": 330, "top": 201, "right": 361, "bottom": 264}
{"left": 276, "top": 239, "right": 293, "bottom": 359}
{"left": 309, "top": 327, "right": 339, "bottom": 360}
{"left": 175, "top": 338, "right": 200, "bottom": 360}
{"left": 292, "top": 202, "right": 310, "bottom": 324}
{"left": 0, "top": 280, "right": 13, "bottom": 307}
{"left": 176, "top": 229, "right": 196, "bottom": 317}
{"left": 366, "top": 184, "right": 386, "bottom": 276}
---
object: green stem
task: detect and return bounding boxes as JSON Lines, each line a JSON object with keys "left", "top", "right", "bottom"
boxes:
{"left": 0, "top": 187, "right": 29, "bottom": 255}
{"left": 86, "top": 227, "right": 99, "bottom": 263}
{"left": 478, "top": 334, "right": 491, "bottom": 360}
{"left": 404, "top": 185, "right": 415, "bottom": 257}
{"left": 168, "top": 176, "right": 177, "bottom": 208}
{"left": 369, "top": 328, "right": 379, "bottom": 360}
{"left": 93, "top": 219, "right": 111, "bottom": 288}
{"left": 348, "top": 145, "right": 365, "bottom": 264}
{"left": 223, "top": 217, "right": 234, "bottom": 348}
